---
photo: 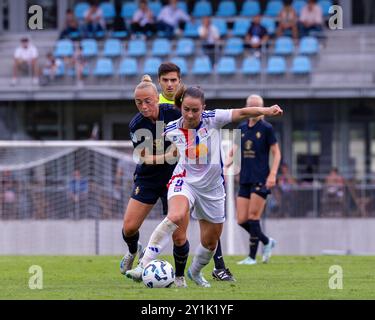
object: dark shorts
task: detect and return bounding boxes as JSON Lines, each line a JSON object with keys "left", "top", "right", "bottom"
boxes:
{"left": 131, "top": 183, "right": 168, "bottom": 215}
{"left": 238, "top": 183, "right": 270, "bottom": 200}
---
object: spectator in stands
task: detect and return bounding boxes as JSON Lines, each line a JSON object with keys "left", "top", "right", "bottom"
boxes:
{"left": 198, "top": 16, "right": 220, "bottom": 67}
{"left": 0, "top": 171, "right": 18, "bottom": 219}
{"left": 41, "top": 52, "right": 62, "bottom": 85}
{"left": 299, "top": 0, "right": 324, "bottom": 37}
{"left": 68, "top": 170, "right": 88, "bottom": 219}
{"left": 245, "top": 15, "right": 269, "bottom": 58}
{"left": 275, "top": 163, "right": 297, "bottom": 216}
{"left": 276, "top": 0, "right": 299, "bottom": 41}
{"left": 11, "top": 37, "right": 39, "bottom": 86}
{"left": 324, "top": 167, "right": 345, "bottom": 199}
{"left": 59, "top": 8, "right": 79, "bottom": 39}
{"left": 83, "top": 0, "right": 106, "bottom": 37}
{"left": 70, "top": 45, "right": 86, "bottom": 88}
{"left": 157, "top": 0, "right": 190, "bottom": 38}
{"left": 130, "top": 0, "right": 157, "bottom": 38}
{"left": 112, "top": 5, "right": 128, "bottom": 36}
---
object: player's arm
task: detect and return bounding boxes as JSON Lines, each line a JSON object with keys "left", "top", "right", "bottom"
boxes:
{"left": 231, "top": 105, "right": 283, "bottom": 122}
{"left": 266, "top": 143, "right": 282, "bottom": 189}
{"left": 141, "top": 144, "right": 179, "bottom": 165}
{"left": 224, "top": 144, "right": 239, "bottom": 168}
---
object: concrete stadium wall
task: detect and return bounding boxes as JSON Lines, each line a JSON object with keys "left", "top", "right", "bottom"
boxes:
{"left": 1, "top": 219, "right": 375, "bottom": 256}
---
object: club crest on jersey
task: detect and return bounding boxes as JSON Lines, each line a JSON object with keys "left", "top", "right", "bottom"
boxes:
{"left": 198, "top": 127, "right": 208, "bottom": 138}
{"left": 256, "top": 132, "right": 262, "bottom": 139}
{"left": 154, "top": 139, "right": 163, "bottom": 149}
{"left": 245, "top": 140, "right": 253, "bottom": 150}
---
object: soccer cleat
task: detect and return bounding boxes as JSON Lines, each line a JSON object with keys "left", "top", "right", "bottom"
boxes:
{"left": 125, "top": 265, "right": 144, "bottom": 282}
{"left": 212, "top": 268, "right": 236, "bottom": 281}
{"left": 174, "top": 276, "right": 188, "bottom": 288}
{"left": 187, "top": 268, "right": 211, "bottom": 288}
{"left": 237, "top": 257, "right": 257, "bottom": 265}
{"left": 262, "top": 238, "right": 276, "bottom": 263}
{"left": 120, "top": 242, "right": 143, "bottom": 275}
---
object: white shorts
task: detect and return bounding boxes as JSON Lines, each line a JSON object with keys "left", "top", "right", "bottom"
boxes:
{"left": 167, "top": 177, "right": 226, "bottom": 224}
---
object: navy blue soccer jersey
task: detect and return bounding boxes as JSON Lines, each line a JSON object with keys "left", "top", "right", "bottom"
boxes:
{"left": 129, "top": 103, "right": 181, "bottom": 187}
{"left": 237, "top": 119, "right": 277, "bottom": 184}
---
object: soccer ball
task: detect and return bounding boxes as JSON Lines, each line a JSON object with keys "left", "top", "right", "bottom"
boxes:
{"left": 142, "top": 260, "right": 175, "bottom": 288}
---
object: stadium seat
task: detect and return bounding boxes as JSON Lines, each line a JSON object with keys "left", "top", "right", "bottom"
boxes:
{"left": 293, "top": 0, "right": 307, "bottom": 16}
{"left": 99, "top": 2, "right": 116, "bottom": 21}
{"left": 232, "top": 19, "right": 251, "bottom": 37}
{"left": 170, "top": 57, "right": 188, "bottom": 75}
{"left": 266, "top": 56, "right": 287, "bottom": 74}
{"left": 264, "top": 1, "right": 283, "bottom": 17}
{"left": 119, "top": 58, "right": 138, "bottom": 76}
{"left": 299, "top": 37, "right": 319, "bottom": 55}
{"left": 241, "top": 57, "right": 261, "bottom": 75}
{"left": 144, "top": 57, "right": 162, "bottom": 75}
{"left": 54, "top": 39, "right": 74, "bottom": 57}
{"left": 261, "top": 17, "right": 276, "bottom": 35}
{"left": 192, "top": 1, "right": 213, "bottom": 18}
{"left": 103, "top": 39, "right": 122, "bottom": 57}
{"left": 216, "top": 1, "right": 237, "bottom": 17}
{"left": 149, "top": 1, "right": 162, "bottom": 16}
{"left": 319, "top": 0, "right": 333, "bottom": 17}
{"left": 223, "top": 37, "right": 244, "bottom": 56}
{"left": 217, "top": 57, "right": 236, "bottom": 75}
{"left": 175, "top": 38, "right": 195, "bottom": 56}
{"left": 112, "top": 31, "right": 128, "bottom": 39}
{"left": 240, "top": 1, "right": 261, "bottom": 17}
{"left": 274, "top": 37, "right": 295, "bottom": 55}
{"left": 127, "top": 39, "right": 146, "bottom": 57}
{"left": 184, "top": 21, "right": 200, "bottom": 38}
{"left": 212, "top": 19, "right": 228, "bottom": 37}
{"left": 81, "top": 39, "right": 98, "bottom": 57}
{"left": 74, "top": 2, "right": 90, "bottom": 20}
{"left": 177, "top": 1, "right": 188, "bottom": 13}
{"left": 192, "top": 56, "right": 212, "bottom": 75}
{"left": 94, "top": 58, "right": 114, "bottom": 77}
{"left": 291, "top": 56, "right": 312, "bottom": 74}
{"left": 121, "top": 2, "right": 137, "bottom": 19}
{"left": 151, "top": 38, "right": 171, "bottom": 56}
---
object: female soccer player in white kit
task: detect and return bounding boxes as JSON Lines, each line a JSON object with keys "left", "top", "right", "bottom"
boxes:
{"left": 126, "top": 86, "right": 283, "bottom": 287}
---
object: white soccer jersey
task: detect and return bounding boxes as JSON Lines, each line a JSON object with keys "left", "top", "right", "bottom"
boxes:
{"left": 165, "top": 109, "right": 233, "bottom": 192}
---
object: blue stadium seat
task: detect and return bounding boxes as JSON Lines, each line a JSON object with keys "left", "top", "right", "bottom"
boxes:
{"left": 170, "top": 57, "right": 188, "bottom": 75}
{"left": 151, "top": 38, "right": 171, "bottom": 56}
{"left": 223, "top": 37, "right": 244, "bottom": 56}
{"left": 261, "top": 17, "right": 276, "bottom": 35}
{"left": 149, "top": 1, "right": 162, "bottom": 16}
{"left": 144, "top": 57, "right": 162, "bottom": 75}
{"left": 54, "top": 39, "right": 74, "bottom": 57}
{"left": 299, "top": 37, "right": 319, "bottom": 55}
{"left": 264, "top": 1, "right": 283, "bottom": 17}
{"left": 103, "top": 39, "right": 122, "bottom": 57}
{"left": 267, "top": 56, "right": 287, "bottom": 74}
{"left": 184, "top": 21, "right": 200, "bottom": 38}
{"left": 94, "top": 58, "right": 114, "bottom": 77}
{"left": 291, "top": 56, "right": 312, "bottom": 74}
{"left": 216, "top": 1, "right": 237, "bottom": 17}
{"left": 232, "top": 19, "right": 251, "bottom": 37}
{"left": 293, "top": 0, "right": 307, "bottom": 16}
{"left": 74, "top": 2, "right": 90, "bottom": 20}
{"left": 212, "top": 19, "right": 228, "bottom": 37}
{"left": 175, "top": 38, "right": 195, "bottom": 56}
{"left": 112, "top": 31, "right": 128, "bottom": 39}
{"left": 240, "top": 1, "right": 261, "bottom": 17}
{"left": 192, "top": 1, "right": 213, "bottom": 18}
{"left": 55, "top": 61, "right": 65, "bottom": 77}
{"left": 319, "top": 0, "right": 333, "bottom": 17}
{"left": 119, "top": 58, "right": 138, "bottom": 76}
{"left": 127, "top": 39, "right": 146, "bottom": 57}
{"left": 274, "top": 37, "right": 295, "bottom": 55}
{"left": 99, "top": 2, "right": 116, "bottom": 21}
{"left": 177, "top": 1, "right": 188, "bottom": 13}
{"left": 81, "top": 39, "right": 98, "bottom": 57}
{"left": 217, "top": 57, "right": 236, "bottom": 75}
{"left": 121, "top": 2, "right": 137, "bottom": 19}
{"left": 241, "top": 57, "right": 261, "bottom": 75}
{"left": 192, "top": 56, "right": 212, "bottom": 75}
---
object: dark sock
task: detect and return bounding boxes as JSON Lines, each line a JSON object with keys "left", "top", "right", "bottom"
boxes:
{"left": 213, "top": 239, "right": 226, "bottom": 270}
{"left": 250, "top": 220, "right": 269, "bottom": 245}
{"left": 173, "top": 240, "right": 190, "bottom": 277}
{"left": 249, "top": 235, "right": 260, "bottom": 260}
{"left": 239, "top": 221, "right": 251, "bottom": 234}
{"left": 122, "top": 229, "right": 139, "bottom": 255}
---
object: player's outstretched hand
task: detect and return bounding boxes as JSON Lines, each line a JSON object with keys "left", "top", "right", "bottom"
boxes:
{"left": 267, "top": 105, "right": 283, "bottom": 117}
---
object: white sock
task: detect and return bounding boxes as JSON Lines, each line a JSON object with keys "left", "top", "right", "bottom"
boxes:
{"left": 141, "top": 217, "right": 178, "bottom": 267}
{"left": 190, "top": 243, "right": 215, "bottom": 275}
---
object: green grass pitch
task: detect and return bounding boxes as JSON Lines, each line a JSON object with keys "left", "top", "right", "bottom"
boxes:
{"left": 1, "top": 255, "right": 374, "bottom": 300}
